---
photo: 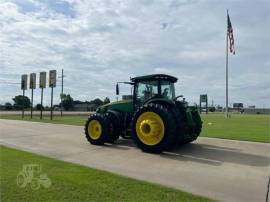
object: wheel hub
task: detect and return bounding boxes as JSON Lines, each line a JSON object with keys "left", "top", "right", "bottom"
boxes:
{"left": 88, "top": 120, "right": 102, "bottom": 140}
{"left": 136, "top": 112, "right": 165, "bottom": 145}
{"left": 140, "top": 120, "right": 162, "bottom": 137}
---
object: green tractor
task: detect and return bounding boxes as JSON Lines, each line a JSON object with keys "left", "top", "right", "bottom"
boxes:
{"left": 84, "top": 74, "right": 202, "bottom": 153}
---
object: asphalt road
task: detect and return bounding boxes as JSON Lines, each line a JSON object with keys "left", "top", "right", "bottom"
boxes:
{"left": 0, "top": 119, "right": 269, "bottom": 202}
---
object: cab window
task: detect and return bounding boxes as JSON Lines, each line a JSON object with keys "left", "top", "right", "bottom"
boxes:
{"left": 135, "top": 81, "right": 158, "bottom": 103}
{"left": 160, "top": 81, "right": 175, "bottom": 100}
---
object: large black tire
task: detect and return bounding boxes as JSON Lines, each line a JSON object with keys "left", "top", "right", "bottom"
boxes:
{"left": 131, "top": 103, "right": 176, "bottom": 153}
{"left": 84, "top": 113, "right": 109, "bottom": 145}
{"left": 105, "top": 112, "right": 121, "bottom": 143}
{"left": 192, "top": 111, "right": 202, "bottom": 135}
{"left": 181, "top": 111, "right": 202, "bottom": 145}
{"left": 167, "top": 106, "right": 187, "bottom": 146}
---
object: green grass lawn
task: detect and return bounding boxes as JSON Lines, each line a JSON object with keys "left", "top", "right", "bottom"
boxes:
{"left": 0, "top": 114, "right": 87, "bottom": 126}
{"left": 1, "top": 113, "right": 269, "bottom": 143}
{"left": 201, "top": 114, "right": 270, "bottom": 143}
{"left": 0, "top": 145, "right": 212, "bottom": 202}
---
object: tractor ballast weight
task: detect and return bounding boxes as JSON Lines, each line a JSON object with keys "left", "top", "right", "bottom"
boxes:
{"left": 84, "top": 74, "right": 202, "bottom": 153}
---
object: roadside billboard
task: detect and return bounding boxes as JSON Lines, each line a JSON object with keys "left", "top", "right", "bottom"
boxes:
{"left": 200, "top": 94, "right": 208, "bottom": 102}
{"left": 40, "top": 72, "right": 46, "bottom": 88}
{"left": 21, "top": 74, "right": 27, "bottom": 90}
{"left": 49, "top": 70, "right": 56, "bottom": 87}
{"left": 30, "top": 73, "right": 36, "bottom": 89}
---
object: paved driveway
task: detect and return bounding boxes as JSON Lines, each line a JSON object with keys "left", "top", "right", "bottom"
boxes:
{"left": 0, "top": 119, "right": 269, "bottom": 202}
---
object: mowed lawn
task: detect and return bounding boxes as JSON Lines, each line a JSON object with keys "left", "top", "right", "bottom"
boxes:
{"left": 201, "top": 114, "right": 270, "bottom": 142}
{"left": 0, "top": 146, "right": 212, "bottom": 202}
{"left": 0, "top": 114, "right": 87, "bottom": 126}
{"left": 1, "top": 113, "right": 269, "bottom": 143}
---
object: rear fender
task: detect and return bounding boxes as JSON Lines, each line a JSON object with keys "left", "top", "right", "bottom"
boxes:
{"left": 188, "top": 107, "right": 202, "bottom": 125}
{"left": 145, "top": 98, "right": 175, "bottom": 107}
{"left": 185, "top": 108, "right": 195, "bottom": 127}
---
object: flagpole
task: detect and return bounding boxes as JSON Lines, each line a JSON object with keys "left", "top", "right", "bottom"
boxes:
{"left": 225, "top": 9, "right": 229, "bottom": 118}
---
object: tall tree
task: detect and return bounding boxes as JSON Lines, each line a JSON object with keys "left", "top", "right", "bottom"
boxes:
{"left": 103, "top": 97, "right": 110, "bottom": 104}
{"left": 61, "top": 94, "right": 74, "bottom": 110}
{"left": 90, "top": 98, "right": 103, "bottom": 106}
{"left": 35, "top": 104, "right": 44, "bottom": 110}
{"left": 4, "top": 102, "right": 13, "bottom": 110}
{"left": 12, "top": 95, "right": 30, "bottom": 110}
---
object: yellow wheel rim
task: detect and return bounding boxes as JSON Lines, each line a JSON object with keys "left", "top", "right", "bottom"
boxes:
{"left": 136, "top": 112, "right": 165, "bottom": 146}
{"left": 88, "top": 120, "right": 102, "bottom": 140}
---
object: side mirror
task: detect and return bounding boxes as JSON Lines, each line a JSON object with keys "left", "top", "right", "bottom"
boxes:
{"left": 116, "top": 83, "right": 119, "bottom": 95}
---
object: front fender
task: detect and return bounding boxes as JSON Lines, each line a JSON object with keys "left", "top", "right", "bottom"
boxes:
{"left": 107, "top": 109, "right": 123, "bottom": 123}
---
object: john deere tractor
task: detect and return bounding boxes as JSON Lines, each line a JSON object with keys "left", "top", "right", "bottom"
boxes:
{"left": 84, "top": 74, "right": 202, "bottom": 153}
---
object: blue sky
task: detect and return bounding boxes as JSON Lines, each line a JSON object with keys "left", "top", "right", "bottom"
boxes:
{"left": 0, "top": 0, "right": 269, "bottom": 107}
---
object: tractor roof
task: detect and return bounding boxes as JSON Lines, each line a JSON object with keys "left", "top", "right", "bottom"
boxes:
{"left": 131, "top": 74, "right": 178, "bottom": 83}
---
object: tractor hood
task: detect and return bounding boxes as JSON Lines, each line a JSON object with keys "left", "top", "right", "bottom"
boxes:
{"left": 96, "top": 99, "right": 133, "bottom": 113}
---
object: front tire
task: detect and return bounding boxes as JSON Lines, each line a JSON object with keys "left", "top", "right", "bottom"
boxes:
{"left": 84, "top": 114, "right": 109, "bottom": 145}
{"left": 131, "top": 103, "right": 176, "bottom": 153}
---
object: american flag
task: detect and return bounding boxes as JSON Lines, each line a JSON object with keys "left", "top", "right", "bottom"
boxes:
{"left": 227, "top": 14, "right": 235, "bottom": 54}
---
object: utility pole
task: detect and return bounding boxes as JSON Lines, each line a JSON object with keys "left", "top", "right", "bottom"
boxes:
{"left": 22, "top": 89, "right": 25, "bottom": 119}
{"left": 31, "top": 88, "right": 33, "bottom": 119}
{"left": 61, "top": 69, "right": 64, "bottom": 117}
{"left": 50, "top": 86, "right": 53, "bottom": 120}
{"left": 58, "top": 69, "right": 65, "bottom": 117}
{"left": 40, "top": 87, "right": 43, "bottom": 119}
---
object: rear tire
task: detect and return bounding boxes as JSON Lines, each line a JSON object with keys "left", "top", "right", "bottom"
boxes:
{"left": 131, "top": 103, "right": 176, "bottom": 153}
{"left": 192, "top": 111, "right": 202, "bottom": 136}
{"left": 167, "top": 106, "right": 186, "bottom": 146}
{"left": 181, "top": 111, "right": 202, "bottom": 145}
{"left": 84, "top": 114, "right": 109, "bottom": 145}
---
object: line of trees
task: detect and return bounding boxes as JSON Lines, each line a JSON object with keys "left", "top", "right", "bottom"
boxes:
{"left": 60, "top": 94, "right": 110, "bottom": 110}
{"left": 3, "top": 94, "right": 110, "bottom": 111}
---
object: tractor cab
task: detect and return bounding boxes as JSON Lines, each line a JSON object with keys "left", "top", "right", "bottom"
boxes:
{"left": 131, "top": 74, "right": 177, "bottom": 107}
